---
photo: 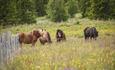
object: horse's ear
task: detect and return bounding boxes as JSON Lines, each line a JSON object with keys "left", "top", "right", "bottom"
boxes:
{"left": 44, "top": 29, "right": 46, "bottom": 31}
{"left": 42, "top": 29, "right": 44, "bottom": 31}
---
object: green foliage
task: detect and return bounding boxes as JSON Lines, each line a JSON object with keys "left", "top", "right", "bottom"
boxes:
{"left": 79, "top": 0, "right": 115, "bottom": 19}
{"left": 109, "top": 0, "right": 115, "bottom": 19}
{"left": 66, "top": 0, "right": 78, "bottom": 17}
{"left": 46, "top": 0, "right": 79, "bottom": 21}
{"left": 0, "top": 0, "right": 36, "bottom": 25}
{"left": 89, "top": 0, "right": 110, "bottom": 19}
{"left": 0, "top": 0, "right": 115, "bottom": 25}
{"left": 0, "top": 0, "right": 18, "bottom": 25}
{"left": 79, "top": 0, "right": 91, "bottom": 17}
{"left": 16, "top": 0, "right": 36, "bottom": 24}
{"left": 46, "top": 0, "right": 69, "bottom": 22}
{"left": 35, "top": 0, "right": 49, "bottom": 16}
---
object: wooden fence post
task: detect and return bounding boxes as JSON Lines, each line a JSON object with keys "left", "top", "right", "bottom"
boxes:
{"left": 0, "top": 31, "right": 20, "bottom": 66}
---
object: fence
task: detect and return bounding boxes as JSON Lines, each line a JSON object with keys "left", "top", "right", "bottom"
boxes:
{"left": 0, "top": 31, "right": 20, "bottom": 66}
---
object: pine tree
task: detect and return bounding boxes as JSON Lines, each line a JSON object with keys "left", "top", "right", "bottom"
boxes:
{"left": 0, "top": 0, "right": 37, "bottom": 25}
{"left": 79, "top": 0, "right": 114, "bottom": 20}
{"left": 89, "top": 0, "right": 110, "bottom": 19}
{"left": 17, "top": 0, "right": 36, "bottom": 24}
{"left": 79, "top": 0, "right": 91, "bottom": 17}
{"left": 109, "top": 0, "right": 115, "bottom": 19}
{"left": 35, "top": 0, "right": 49, "bottom": 16}
{"left": 46, "top": 0, "right": 69, "bottom": 22}
{"left": 66, "top": 0, "right": 78, "bottom": 17}
{"left": 0, "top": 0, "right": 18, "bottom": 25}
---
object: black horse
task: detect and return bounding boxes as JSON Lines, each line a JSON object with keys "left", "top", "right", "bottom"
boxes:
{"left": 84, "top": 27, "right": 98, "bottom": 40}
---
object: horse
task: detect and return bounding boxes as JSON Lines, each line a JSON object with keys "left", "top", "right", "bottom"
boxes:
{"left": 84, "top": 27, "right": 98, "bottom": 40}
{"left": 38, "top": 29, "right": 52, "bottom": 45}
{"left": 18, "top": 30, "right": 41, "bottom": 47}
{"left": 56, "top": 29, "right": 66, "bottom": 42}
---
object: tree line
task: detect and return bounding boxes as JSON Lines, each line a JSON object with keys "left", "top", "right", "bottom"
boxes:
{"left": 0, "top": 0, "right": 114, "bottom": 25}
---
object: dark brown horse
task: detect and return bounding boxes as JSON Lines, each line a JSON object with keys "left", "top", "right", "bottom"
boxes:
{"left": 18, "top": 30, "right": 41, "bottom": 47}
{"left": 56, "top": 29, "right": 66, "bottom": 42}
{"left": 84, "top": 27, "right": 98, "bottom": 40}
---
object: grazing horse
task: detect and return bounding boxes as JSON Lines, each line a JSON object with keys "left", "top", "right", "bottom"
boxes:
{"left": 39, "top": 29, "right": 52, "bottom": 45}
{"left": 84, "top": 27, "right": 98, "bottom": 40}
{"left": 56, "top": 29, "right": 66, "bottom": 42}
{"left": 18, "top": 30, "right": 41, "bottom": 47}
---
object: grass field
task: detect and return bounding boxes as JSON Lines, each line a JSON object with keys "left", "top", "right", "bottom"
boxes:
{"left": 0, "top": 14, "right": 115, "bottom": 70}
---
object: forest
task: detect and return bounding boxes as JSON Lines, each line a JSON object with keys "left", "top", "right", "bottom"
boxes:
{"left": 0, "top": 0, "right": 115, "bottom": 25}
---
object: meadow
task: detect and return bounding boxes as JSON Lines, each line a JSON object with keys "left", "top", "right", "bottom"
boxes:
{"left": 0, "top": 14, "right": 115, "bottom": 70}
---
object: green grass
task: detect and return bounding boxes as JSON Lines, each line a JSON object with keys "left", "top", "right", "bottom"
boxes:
{"left": 0, "top": 14, "right": 115, "bottom": 70}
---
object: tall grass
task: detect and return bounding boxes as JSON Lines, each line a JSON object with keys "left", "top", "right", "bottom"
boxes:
{"left": 0, "top": 14, "right": 115, "bottom": 70}
{"left": 5, "top": 37, "right": 115, "bottom": 70}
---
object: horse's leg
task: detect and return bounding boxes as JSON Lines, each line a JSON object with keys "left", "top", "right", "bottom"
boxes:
{"left": 94, "top": 37, "right": 97, "bottom": 40}
{"left": 32, "top": 42, "right": 35, "bottom": 47}
{"left": 39, "top": 38, "right": 45, "bottom": 45}
{"left": 32, "top": 39, "right": 38, "bottom": 47}
{"left": 85, "top": 36, "right": 87, "bottom": 40}
{"left": 32, "top": 36, "right": 38, "bottom": 47}
{"left": 20, "top": 43, "right": 23, "bottom": 48}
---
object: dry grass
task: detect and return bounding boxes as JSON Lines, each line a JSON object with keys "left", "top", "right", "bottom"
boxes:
{"left": 0, "top": 14, "right": 115, "bottom": 70}
{"left": 4, "top": 37, "right": 115, "bottom": 70}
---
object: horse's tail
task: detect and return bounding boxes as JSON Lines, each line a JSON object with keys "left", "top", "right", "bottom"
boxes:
{"left": 47, "top": 32, "right": 52, "bottom": 43}
{"left": 18, "top": 33, "right": 25, "bottom": 43}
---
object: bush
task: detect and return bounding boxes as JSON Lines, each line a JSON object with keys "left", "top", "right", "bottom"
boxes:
{"left": 17, "top": 0, "right": 37, "bottom": 24}
{"left": 66, "top": 0, "right": 78, "bottom": 17}
{"left": 46, "top": 0, "right": 69, "bottom": 22}
{"left": 0, "top": 0, "right": 18, "bottom": 25}
{"left": 89, "top": 0, "right": 110, "bottom": 19}
{"left": 79, "top": 0, "right": 91, "bottom": 18}
{"left": 109, "top": 0, "right": 115, "bottom": 19}
{"left": 0, "top": 0, "right": 36, "bottom": 25}
{"left": 35, "top": 0, "right": 49, "bottom": 16}
{"left": 79, "top": 0, "right": 115, "bottom": 20}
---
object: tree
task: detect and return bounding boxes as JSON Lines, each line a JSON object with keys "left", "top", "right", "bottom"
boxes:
{"left": 66, "top": 0, "right": 78, "bottom": 17}
{"left": 0, "top": 0, "right": 18, "bottom": 25}
{"left": 109, "top": 0, "right": 115, "bottom": 19}
{"left": 88, "top": 0, "right": 110, "bottom": 19}
{"left": 0, "top": 0, "right": 37, "bottom": 25}
{"left": 35, "top": 0, "right": 49, "bottom": 16}
{"left": 79, "top": 0, "right": 91, "bottom": 17}
{"left": 17, "top": 0, "right": 36, "bottom": 24}
{"left": 46, "top": 0, "right": 69, "bottom": 22}
{"left": 79, "top": 0, "right": 115, "bottom": 19}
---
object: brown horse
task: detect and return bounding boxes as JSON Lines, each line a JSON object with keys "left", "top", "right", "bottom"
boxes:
{"left": 56, "top": 29, "right": 66, "bottom": 42}
{"left": 38, "top": 29, "right": 52, "bottom": 45}
{"left": 18, "top": 30, "right": 41, "bottom": 47}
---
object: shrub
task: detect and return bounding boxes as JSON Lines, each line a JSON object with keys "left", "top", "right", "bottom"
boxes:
{"left": 35, "top": 0, "right": 49, "bottom": 16}
{"left": 46, "top": 0, "right": 69, "bottom": 22}
{"left": 66, "top": 0, "right": 78, "bottom": 17}
{"left": 79, "top": 0, "right": 115, "bottom": 20}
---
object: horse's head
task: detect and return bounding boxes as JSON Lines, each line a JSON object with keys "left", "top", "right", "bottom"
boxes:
{"left": 32, "top": 30, "right": 41, "bottom": 38}
{"left": 38, "top": 29, "right": 45, "bottom": 36}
